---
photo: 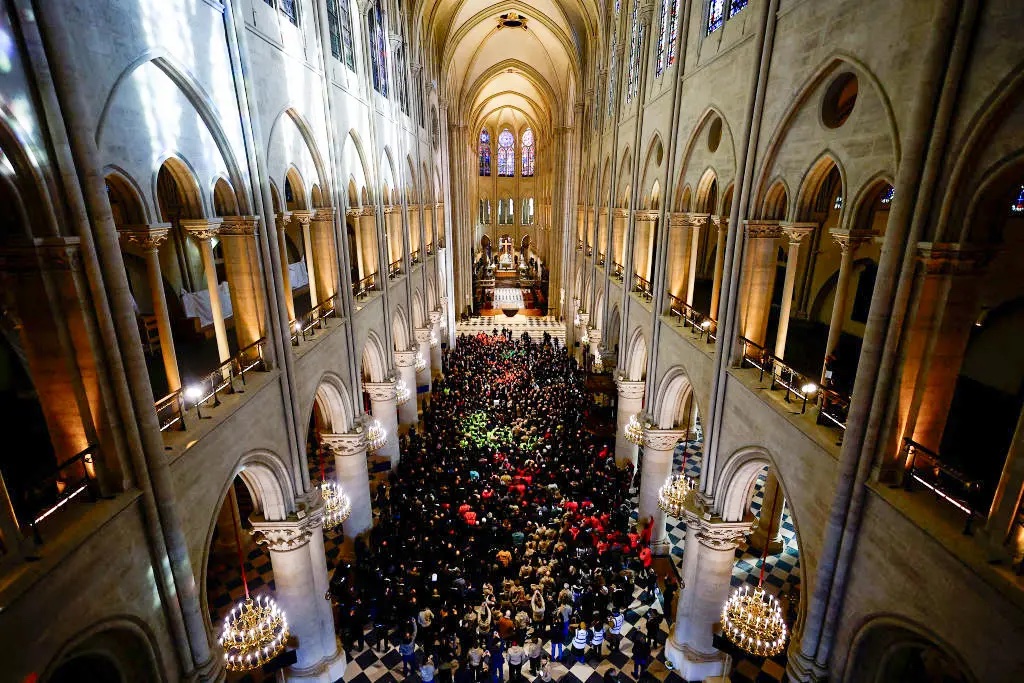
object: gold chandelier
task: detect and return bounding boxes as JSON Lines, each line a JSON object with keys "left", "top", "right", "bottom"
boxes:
{"left": 657, "top": 473, "right": 692, "bottom": 518}
{"left": 395, "top": 379, "right": 411, "bottom": 405}
{"left": 366, "top": 420, "right": 387, "bottom": 452}
{"left": 722, "top": 484, "right": 787, "bottom": 656}
{"left": 321, "top": 480, "right": 352, "bottom": 531}
{"left": 721, "top": 585, "right": 787, "bottom": 657}
{"left": 220, "top": 594, "right": 290, "bottom": 671}
{"left": 624, "top": 413, "right": 645, "bottom": 446}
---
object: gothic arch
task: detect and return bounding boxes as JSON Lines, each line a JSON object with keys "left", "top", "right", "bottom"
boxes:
{"left": 676, "top": 107, "right": 738, "bottom": 201}
{"left": 361, "top": 331, "right": 389, "bottom": 382}
{"left": 843, "top": 615, "right": 977, "bottom": 683}
{"left": 104, "top": 167, "right": 150, "bottom": 225}
{"left": 341, "top": 129, "right": 374, "bottom": 204}
{"left": 268, "top": 106, "right": 332, "bottom": 201}
{"left": 307, "top": 372, "right": 356, "bottom": 435}
{"left": 623, "top": 327, "right": 648, "bottom": 381}
{"left": 795, "top": 152, "right": 847, "bottom": 221}
{"left": 42, "top": 617, "right": 164, "bottom": 683}
{"left": 652, "top": 366, "right": 699, "bottom": 429}
{"left": 0, "top": 105, "right": 61, "bottom": 237}
{"left": 412, "top": 290, "right": 426, "bottom": 328}
{"left": 392, "top": 305, "right": 411, "bottom": 350}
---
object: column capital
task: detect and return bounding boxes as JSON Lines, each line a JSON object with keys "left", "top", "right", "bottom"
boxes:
{"left": 743, "top": 220, "right": 782, "bottom": 239}
{"left": 359, "top": 205, "right": 377, "bottom": 217}
{"left": 0, "top": 236, "right": 83, "bottom": 272}
{"left": 118, "top": 223, "right": 173, "bottom": 250}
{"left": 710, "top": 215, "right": 729, "bottom": 232}
{"left": 829, "top": 229, "right": 872, "bottom": 253}
{"left": 407, "top": 203, "right": 422, "bottom": 212}
{"left": 577, "top": 312, "right": 590, "bottom": 327}
{"left": 634, "top": 209, "right": 659, "bottom": 222}
{"left": 612, "top": 207, "right": 629, "bottom": 219}
{"left": 219, "top": 215, "right": 261, "bottom": 236}
{"left": 688, "top": 212, "right": 711, "bottom": 228}
{"left": 180, "top": 218, "right": 224, "bottom": 241}
{"left": 414, "top": 327, "right": 432, "bottom": 345}
{"left": 312, "top": 207, "right": 337, "bottom": 222}
{"left": 694, "top": 517, "right": 755, "bottom": 551}
{"left": 429, "top": 310, "right": 442, "bottom": 324}
{"left": 669, "top": 212, "right": 689, "bottom": 228}
{"left": 615, "top": 378, "right": 646, "bottom": 399}
{"left": 321, "top": 431, "right": 368, "bottom": 456}
{"left": 275, "top": 212, "right": 292, "bottom": 229}
{"left": 642, "top": 428, "right": 685, "bottom": 451}
{"left": 916, "top": 242, "right": 991, "bottom": 276}
{"left": 290, "top": 209, "right": 314, "bottom": 226}
{"left": 394, "top": 349, "right": 418, "bottom": 367}
{"left": 250, "top": 516, "right": 315, "bottom": 552}
{"left": 383, "top": 205, "right": 400, "bottom": 215}
{"left": 345, "top": 208, "right": 362, "bottom": 220}
{"left": 364, "top": 380, "right": 397, "bottom": 402}
{"left": 780, "top": 222, "right": 815, "bottom": 244}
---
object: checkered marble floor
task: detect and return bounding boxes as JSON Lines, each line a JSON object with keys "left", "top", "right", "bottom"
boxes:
{"left": 456, "top": 316, "right": 567, "bottom": 345}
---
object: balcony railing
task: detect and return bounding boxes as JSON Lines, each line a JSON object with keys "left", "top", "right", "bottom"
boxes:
{"left": 576, "top": 240, "right": 584, "bottom": 252}
{"left": 738, "top": 336, "right": 850, "bottom": 432}
{"left": 597, "top": 252, "right": 606, "bottom": 267}
{"left": 633, "top": 274, "right": 653, "bottom": 302}
{"left": 411, "top": 249, "right": 422, "bottom": 264}
{"left": 24, "top": 444, "right": 99, "bottom": 545}
{"left": 388, "top": 258, "right": 403, "bottom": 279}
{"left": 353, "top": 272, "right": 379, "bottom": 300}
{"left": 291, "top": 293, "right": 340, "bottom": 343}
{"left": 155, "top": 337, "right": 269, "bottom": 432}
{"left": 585, "top": 246, "right": 593, "bottom": 257}
{"left": 426, "top": 242, "right": 434, "bottom": 256}
{"left": 611, "top": 262, "right": 624, "bottom": 281}
{"left": 667, "top": 295, "right": 718, "bottom": 344}
{"left": 901, "top": 438, "right": 984, "bottom": 535}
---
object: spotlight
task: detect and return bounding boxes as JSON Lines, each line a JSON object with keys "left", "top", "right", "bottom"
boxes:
{"left": 186, "top": 385, "right": 207, "bottom": 419}
{"left": 801, "top": 383, "right": 818, "bottom": 395}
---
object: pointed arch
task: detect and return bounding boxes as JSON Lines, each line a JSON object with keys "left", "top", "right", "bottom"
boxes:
{"left": 762, "top": 179, "right": 790, "bottom": 221}
{"left": 624, "top": 327, "right": 648, "bottom": 381}
{"left": 361, "top": 331, "right": 389, "bottom": 382}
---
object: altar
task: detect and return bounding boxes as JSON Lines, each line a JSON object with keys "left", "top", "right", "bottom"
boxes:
{"left": 496, "top": 235, "right": 518, "bottom": 272}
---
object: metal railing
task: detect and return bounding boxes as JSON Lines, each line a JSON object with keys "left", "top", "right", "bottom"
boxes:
{"left": 597, "top": 252, "right": 606, "bottom": 267}
{"left": 585, "top": 246, "right": 593, "bottom": 257}
{"left": 353, "top": 272, "right": 379, "bottom": 300}
{"left": 667, "top": 295, "right": 718, "bottom": 344}
{"left": 291, "top": 294, "right": 340, "bottom": 344}
{"left": 738, "top": 337, "right": 850, "bottom": 433}
{"left": 611, "top": 262, "right": 624, "bottom": 281}
{"left": 24, "top": 444, "right": 99, "bottom": 544}
{"left": 388, "top": 258, "right": 403, "bottom": 279}
{"left": 155, "top": 337, "right": 269, "bottom": 432}
{"left": 902, "top": 438, "right": 984, "bottom": 534}
{"left": 426, "top": 242, "right": 434, "bottom": 256}
{"left": 633, "top": 274, "right": 653, "bottom": 301}
{"left": 576, "top": 240, "right": 584, "bottom": 252}
{"left": 411, "top": 249, "right": 422, "bottom": 264}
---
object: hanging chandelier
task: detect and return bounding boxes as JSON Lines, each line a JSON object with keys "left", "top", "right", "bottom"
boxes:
{"left": 624, "top": 413, "right": 645, "bottom": 446}
{"left": 415, "top": 353, "right": 428, "bottom": 373}
{"left": 721, "top": 585, "right": 788, "bottom": 657}
{"left": 321, "top": 480, "right": 352, "bottom": 531}
{"left": 721, "top": 484, "right": 787, "bottom": 657}
{"left": 219, "top": 493, "right": 289, "bottom": 671}
{"left": 395, "top": 379, "right": 411, "bottom": 405}
{"left": 366, "top": 420, "right": 387, "bottom": 452}
{"left": 657, "top": 473, "right": 693, "bottom": 518}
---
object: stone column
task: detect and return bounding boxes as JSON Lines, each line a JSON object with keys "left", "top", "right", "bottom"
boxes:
{"left": 359, "top": 208, "right": 379, "bottom": 280}
{"left": 414, "top": 328, "right": 433, "bottom": 401}
{"left": 119, "top": 224, "right": 180, "bottom": 392}
{"left": 588, "top": 329, "right": 602, "bottom": 369}
{"left": 615, "top": 378, "right": 646, "bottom": 467}
{"left": 687, "top": 215, "right": 708, "bottom": 306}
{"left": 429, "top": 310, "right": 443, "bottom": 375}
{"left": 633, "top": 210, "right": 659, "bottom": 284}
{"left": 774, "top": 224, "right": 815, "bottom": 360}
{"left": 385, "top": 205, "right": 402, "bottom": 270}
{"left": 275, "top": 213, "right": 296, "bottom": 322}
{"left": 709, "top": 216, "right": 728, "bottom": 316}
{"left": 182, "top": 219, "right": 229, "bottom": 363}
{"left": 251, "top": 511, "right": 345, "bottom": 679}
{"left": 346, "top": 208, "right": 365, "bottom": 283}
{"left": 665, "top": 512, "right": 753, "bottom": 679}
{"left": 748, "top": 469, "right": 785, "bottom": 554}
{"left": 639, "top": 428, "right": 685, "bottom": 555}
{"left": 408, "top": 204, "right": 421, "bottom": 256}
{"left": 311, "top": 208, "right": 339, "bottom": 305}
{"left": 220, "top": 216, "right": 267, "bottom": 351}
{"left": 576, "top": 313, "right": 590, "bottom": 364}
{"left": 322, "top": 431, "right": 373, "bottom": 544}
{"left": 364, "top": 380, "right": 400, "bottom": 468}
{"left": 597, "top": 209, "right": 609, "bottom": 261}
{"left": 394, "top": 350, "right": 419, "bottom": 426}
{"left": 822, "top": 230, "right": 870, "bottom": 378}
{"left": 612, "top": 208, "right": 628, "bottom": 269}
{"left": 737, "top": 221, "right": 782, "bottom": 347}
{"left": 666, "top": 213, "right": 688, "bottom": 302}
{"left": 292, "top": 210, "right": 317, "bottom": 308}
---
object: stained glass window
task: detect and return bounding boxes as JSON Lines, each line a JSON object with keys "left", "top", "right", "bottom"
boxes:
{"left": 521, "top": 128, "right": 535, "bottom": 177}
{"left": 607, "top": 48, "right": 617, "bottom": 118}
{"left": 834, "top": 195, "right": 844, "bottom": 210}
{"left": 668, "top": 0, "right": 681, "bottom": 66}
{"left": 497, "top": 129, "right": 515, "bottom": 177}
{"left": 369, "top": 1, "right": 389, "bottom": 96}
{"left": 280, "top": 0, "right": 298, "bottom": 25}
{"left": 627, "top": 2, "right": 641, "bottom": 102}
{"left": 730, "top": 0, "right": 749, "bottom": 17}
{"left": 479, "top": 129, "right": 492, "bottom": 177}
{"left": 522, "top": 197, "right": 535, "bottom": 225}
{"left": 655, "top": 0, "right": 668, "bottom": 77}
{"left": 707, "top": 0, "right": 725, "bottom": 34}
{"left": 1012, "top": 185, "right": 1024, "bottom": 214}
{"left": 880, "top": 185, "right": 895, "bottom": 205}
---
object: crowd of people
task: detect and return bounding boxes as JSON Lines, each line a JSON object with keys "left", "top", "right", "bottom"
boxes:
{"left": 329, "top": 329, "right": 674, "bottom": 682}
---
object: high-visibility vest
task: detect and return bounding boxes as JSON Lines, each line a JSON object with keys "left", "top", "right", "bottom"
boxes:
{"left": 572, "top": 628, "right": 588, "bottom": 649}
{"left": 610, "top": 613, "right": 624, "bottom": 634}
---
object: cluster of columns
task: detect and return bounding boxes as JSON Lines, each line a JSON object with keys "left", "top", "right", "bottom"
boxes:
{"left": 614, "top": 377, "right": 645, "bottom": 467}
{"left": 636, "top": 427, "right": 686, "bottom": 556}
{"left": 666, "top": 213, "right": 707, "bottom": 307}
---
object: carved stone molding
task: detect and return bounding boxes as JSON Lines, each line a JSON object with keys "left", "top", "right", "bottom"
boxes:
{"left": 0, "top": 237, "right": 83, "bottom": 272}
{"left": 829, "top": 229, "right": 872, "bottom": 253}
{"left": 688, "top": 213, "right": 711, "bottom": 228}
{"left": 634, "top": 209, "right": 660, "bottom": 222}
{"left": 407, "top": 203, "right": 421, "bottom": 212}
{"left": 346, "top": 208, "right": 362, "bottom": 220}
{"left": 428, "top": 310, "right": 442, "bottom": 324}
{"left": 394, "top": 350, "right": 417, "bottom": 367}
{"left": 780, "top": 222, "right": 815, "bottom": 244}
{"left": 694, "top": 518, "right": 755, "bottom": 551}
{"left": 587, "top": 328, "right": 602, "bottom": 344}
{"left": 577, "top": 312, "right": 590, "bottom": 327}
{"left": 290, "top": 210, "right": 313, "bottom": 226}
{"left": 180, "top": 218, "right": 224, "bottom": 241}
{"left": 360, "top": 206, "right": 377, "bottom": 217}
{"left": 312, "top": 207, "right": 337, "bottom": 222}
{"left": 321, "top": 431, "right": 368, "bottom": 456}
{"left": 669, "top": 212, "right": 689, "bottom": 228}
{"left": 612, "top": 207, "right": 629, "bottom": 219}
{"left": 275, "top": 212, "right": 292, "bottom": 229}
{"left": 743, "top": 220, "right": 782, "bottom": 240}
{"left": 383, "top": 205, "right": 400, "bottom": 215}
{"left": 615, "top": 378, "right": 645, "bottom": 399}
{"left": 364, "top": 380, "right": 397, "bottom": 402}
{"left": 414, "top": 328, "right": 432, "bottom": 344}
{"left": 251, "top": 518, "right": 314, "bottom": 552}
{"left": 118, "top": 224, "right": 172, "bottom": 250}
{"left": 916, "top": 242, "right": 991, "bottom": 276}
{"left": 710, "top": 215, "right": 729, "bottom": 231}
{"left": 642, "top": 428, "right": 685, "bottom": 451}
{"left": 219, "top": 215, "right": 261, "bottom": 236}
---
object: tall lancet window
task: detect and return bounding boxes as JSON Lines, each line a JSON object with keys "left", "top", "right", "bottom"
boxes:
{"left": 667, "top": 0, "right": 681, "bottom": 68}
{"left": 497, "top": 129, "right": 515, "bottom": 177}
{"left": 479, "top": 129, "right": 492, "bottom": 176}
{"left": 655, "top": 0, "right": 668, "bottom": 76}
{"left": 626, "top": 1, "right": 642, "bottom": 102}
{"left": 707, "top": 0, "right": 725, "bottom": 34}
{"left": 368, "top": 0, "right": 389, "bottom": 96}
{"left": 521, "top": 128, "right": 535, "bottom": 177}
